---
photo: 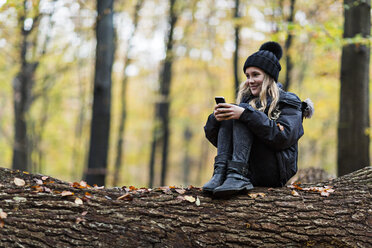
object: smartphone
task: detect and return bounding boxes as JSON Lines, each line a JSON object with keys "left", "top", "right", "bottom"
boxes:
{"left": 215, "top": 96, "right": 226, "bottom": 104}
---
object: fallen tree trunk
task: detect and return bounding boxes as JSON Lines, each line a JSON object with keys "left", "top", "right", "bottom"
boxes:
{"left": 0, "top": 166, "right": 371, "bottom": 247}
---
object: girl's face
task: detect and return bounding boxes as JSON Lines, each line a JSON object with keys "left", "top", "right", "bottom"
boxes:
{"left": 244, "top": 67, "right": 265, "bottom": 96}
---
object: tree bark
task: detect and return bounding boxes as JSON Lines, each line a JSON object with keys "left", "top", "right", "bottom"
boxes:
{"left": 85, "top": 0, "right": 115, "bottom": 186}
{"left": 0, "top": 166, "right": 370, "bottom": 247}
{"left": 338, "top": 0, "right": 370, "bottom": 176}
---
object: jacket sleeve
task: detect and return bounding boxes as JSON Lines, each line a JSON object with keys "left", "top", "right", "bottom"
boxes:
{"left": 204, "top": 113, "right": 220, "bottom": 147}
{"left": 238, "top": 99, "right": 304, "bottom": 151}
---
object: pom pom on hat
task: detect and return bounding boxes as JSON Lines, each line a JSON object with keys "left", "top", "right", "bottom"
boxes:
{"left": 259, "top": 41, "right": 283, "bottom": 60}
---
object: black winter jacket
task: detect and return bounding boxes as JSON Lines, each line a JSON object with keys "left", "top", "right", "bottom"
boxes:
{"left": 204, "top": 89, "right": 304, "bottom": 186}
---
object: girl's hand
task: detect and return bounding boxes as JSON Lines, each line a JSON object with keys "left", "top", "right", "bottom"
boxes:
{"left": 214, "top": 103, "right": 245, "bottom": 121}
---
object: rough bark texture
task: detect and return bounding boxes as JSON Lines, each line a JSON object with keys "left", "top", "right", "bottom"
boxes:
{"left": 85, "top": 0, "right": 115, "bottom": 186}
{"left": 0, "top": 166, "right": 371, "bottom": 247}
{"left": 338, "top": 0, "right": 370, "bottom": 176}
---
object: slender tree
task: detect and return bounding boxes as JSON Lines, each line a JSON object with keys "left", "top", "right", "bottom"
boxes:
{"left": 12, "top": 0, "right": 56, "bottom": 171}
{"left": 233, "top": 0, "right": 241, "bottom": 98}
{"left": 85, "top": 0, "right": 115, "bottom": 186}
{"left": 283, "top": 0, "right": 295, "bottom": 91}
{"left": 338, "top": 0, "right": 370, "bottom": 176}
{"left": 149, "top": 0, "right": 178, "bottom": 187}
{"left": 113, "top": 0, "right": 144, "bottom": 186}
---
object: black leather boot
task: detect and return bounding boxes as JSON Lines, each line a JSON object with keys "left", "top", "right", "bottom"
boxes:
{"left": 213, "top": 160, "right": 253, "bottom": 197}
{"left": 202, "top": 154, "right": 229, "bottom": 193}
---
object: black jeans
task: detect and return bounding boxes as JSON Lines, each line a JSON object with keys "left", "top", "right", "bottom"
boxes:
{"left": 216, "top": 119, "right": 253, "bottom": 164}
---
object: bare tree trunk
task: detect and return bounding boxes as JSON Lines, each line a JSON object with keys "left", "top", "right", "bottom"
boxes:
{"left": 233, "top": 0, "right": 241, "bottom": 98}
{"left": 283, "top": 0, "right": 295, "bottom": 91}
{"left": 149, "top": 0, "right": 178, "bottom": 187}
{"left": 338, "top": 0, "right": 370, "bottom": 176}
{"left": 12, "top": 1, "right": 41, "bottom": 171}
{"left": 182, "top": 126, "right": 192, "bottom": 186}
{"left": 0, "top": 166, "right": 370, "bottom": 247}
{"left": 85, "top": 0, "right": 115, "bottom": 186}
{"left": 113, "top": 0, "right": 144, "bottom": 187}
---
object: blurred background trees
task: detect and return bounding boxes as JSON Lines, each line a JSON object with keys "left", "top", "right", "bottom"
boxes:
{"left": 0, "top": 0, "right": 370, "bottom": 187}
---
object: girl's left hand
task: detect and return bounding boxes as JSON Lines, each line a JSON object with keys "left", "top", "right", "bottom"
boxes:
{"left": 214, "top": 103, "right": 245, "bottom": 121}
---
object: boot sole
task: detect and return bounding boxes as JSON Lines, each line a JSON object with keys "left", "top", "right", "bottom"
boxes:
{"left": 213, "top": 185, "right": 254, "bottom": 198}
{"left": 202, "top": 187, "right": 214, "bottom": 194}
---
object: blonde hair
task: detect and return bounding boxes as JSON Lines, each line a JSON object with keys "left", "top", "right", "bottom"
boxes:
{"left": 236, "top": 73, "right": 281, "bottom": 120}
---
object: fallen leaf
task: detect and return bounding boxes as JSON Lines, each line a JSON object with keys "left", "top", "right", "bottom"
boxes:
{"left": 84, "top": 192, "right": 92, "bottom": 198}
{"left": 41, "top": 176, "right": 49, "bottom": 180}
{"left": 195, "top": 197, "right": 200, "bottom": 206}
{"left": 75, "top": 197, "right": 83, "bottom": 205}
{"left": 14, "top": 178, "right": 25, "bottom": 186}
{"left": 76, "top": 217, "right": 84, "bottom": 224}
{"left": 175, "top": 189, "right": 186, "bottom": 194}
{"left": 0, "top": 209, "right": 7, "bottom": 219}
{"left": 248, "top": 193, "right": 258, "bottom": 199}
{"left": 169, "top": 186, "right": 176, "bottom": 189}
{"left": 31, "top": 185, "right": 44, "bottom": 192}
{"left": 94, "top": 184, "right": 104, "bottom": 189}
{"left": 81, "top": 211, "right": 88, "bottom": 216}
{"left": 117, "top": 193, "right": 133, "bottom": 201}
{"left": 184, "top": 195, "right": 196, "bottom": 203}
{"left": 291, "top": 190, "right": 300, "bottom": 196}
{"left": 22, "top": 171, "right": 29, "bottom": 174}
{"left": 320, "top": 191, "right": 330, "bottom": 197}
{"left": 34, "top": 178, "right": 43, "bottom": 185}
{"left": 79, "top": 181, "right": 87, "bottom": 188}
{"left": 61, "top": 191, "right": 74, "bottom": 197}
{"left": 43, "top": 187, "right": 51, "bottom": 193}
{"left": 129, "top": 186, "right": 137, "bottom": 191}
{"left": 0, "top": 220, "right": 4, "bottom": 228}
{"left": 248, "top": 193, "right": 266, "bottom": 198}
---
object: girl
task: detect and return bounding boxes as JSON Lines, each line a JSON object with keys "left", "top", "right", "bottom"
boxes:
{"left": 202, "top": 41, "right": 313, "bottom": 197}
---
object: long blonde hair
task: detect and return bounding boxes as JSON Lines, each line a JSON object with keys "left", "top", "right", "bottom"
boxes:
{"left": 236, "top": 73, "right": 281, "bottom": 120}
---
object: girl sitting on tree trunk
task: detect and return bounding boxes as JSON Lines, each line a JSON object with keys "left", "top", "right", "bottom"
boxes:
{"left": 203, "top": 41, "right": 313, "bottom": 197}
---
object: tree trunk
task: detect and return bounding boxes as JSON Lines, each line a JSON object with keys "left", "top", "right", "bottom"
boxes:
{"left": 283, "top": 0, "right": 295, "bottom": 91}
{"left": 149, "top": 0, "right": 178, "bottom": 187}
{"left": 0, "top": 166, "right": 371, "bottom": 247}
{"left": 233, "top": 0, "right": 241, "bottom": 98}
{"left": 12, "top": 1, "right": 40, "bottom": 171}
{"left": 113, "top": 0, "right": 144, "bottom": 186}
{"left": 338, "top": 0, "right": 370, "bottom": 176}
{"left": 182, "top": 126, "right": 192, "bottom": 186}
{"left": 85, "top": 0, "right": 115, "bottom": 186}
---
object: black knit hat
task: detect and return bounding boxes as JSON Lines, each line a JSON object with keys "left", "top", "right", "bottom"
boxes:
{"left": 243, "top": 41, "right": 283, "bottom": 82}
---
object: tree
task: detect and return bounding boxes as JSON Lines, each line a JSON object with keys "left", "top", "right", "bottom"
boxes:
{"left": 233, "top": 0, "right": 241, "bottom": 98}
{"left": 84, "top": 0, "right": 115, "bottom": 186}
{"left": 113, "top": 0, "right": 144, "bottom": 186}
{"left": 338, "top": 0, "right": 370, "bottom": 176}
{"left": 12, "top": 0, "right": 56, "bottom": 171}
{"left": 0, "top": 166, "right": 370, "bottom": 247}
{"left": 149, "top": 0, "right": 178, "bottom": 187}
{"left": 283, "top": 0, "right": 295, "bottom": 92}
